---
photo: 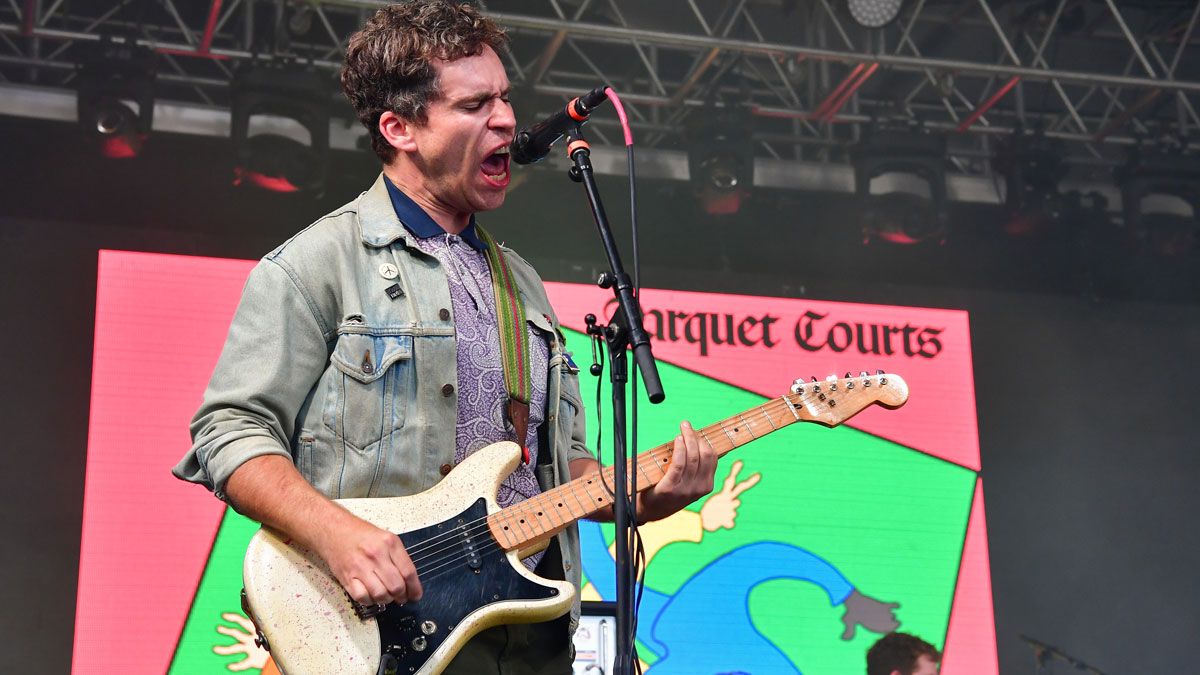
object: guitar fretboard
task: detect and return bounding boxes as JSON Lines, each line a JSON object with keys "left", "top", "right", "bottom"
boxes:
{"left": 486, "top": 395, "right": 805, "bottom": 552}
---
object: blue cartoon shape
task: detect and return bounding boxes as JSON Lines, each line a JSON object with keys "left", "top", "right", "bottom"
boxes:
{"left": 578, "top": 464, "right": 900, "bottom": 674}
{"left": 582, "top": 521, "right": 854, "bottom": 674}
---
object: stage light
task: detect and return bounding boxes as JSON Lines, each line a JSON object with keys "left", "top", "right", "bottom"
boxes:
{"left": 851, "top": 123, "right": 947, "bottom": 244}
{"left": 848, "top": 0, "right": 903, "bottom": 28}
{"left": 231, "top": 63, "right": 330, "bottom": 193}
{"left": 686, "top": 105, "right": 755, "bottom": 216}
{"left": 75, "top": 37, "right": 156, "bottom": 159}
{"left": 287, "top": 6, "right": 314, "bottom": 36}
{"left": 992, "top": 128, "right": 1068, "bottom": 238}
{"left": 1116, "top": 145, "right": 1200, "bottom": 257}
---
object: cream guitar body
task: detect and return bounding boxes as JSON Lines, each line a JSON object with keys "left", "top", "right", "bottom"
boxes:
{"left": 242, "top": 441, "right": 573, "bottom": 675}
{"left": 242, "top": 372, "right": 909, "bottom": 675}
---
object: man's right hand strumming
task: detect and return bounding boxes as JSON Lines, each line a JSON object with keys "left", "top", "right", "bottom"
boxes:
{"left": 224, "top": 454, "right": 423, "bottom": 608}
{"left": 314, "top": 509, "right": 424, "bottom": 608}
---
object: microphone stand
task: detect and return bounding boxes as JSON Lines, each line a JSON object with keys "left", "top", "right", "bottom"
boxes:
{"left": 564, "top": 124, "right": 665, "bottom": 675}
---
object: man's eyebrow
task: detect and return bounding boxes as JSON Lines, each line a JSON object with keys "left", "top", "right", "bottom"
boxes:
{"left": 453, "top": 88, "right": 511, "bottom": 105}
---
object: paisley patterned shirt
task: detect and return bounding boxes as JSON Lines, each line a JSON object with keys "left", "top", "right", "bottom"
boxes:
{"left": 410, "top": 231, "right": 549, "bottom": 512}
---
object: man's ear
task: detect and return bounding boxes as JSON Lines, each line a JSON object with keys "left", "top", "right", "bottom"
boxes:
{"left": 379, "top": 110, "right": 418, "bottom": 153}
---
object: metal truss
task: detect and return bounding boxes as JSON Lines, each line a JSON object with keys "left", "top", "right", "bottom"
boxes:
{"left": 2, "top": 0, "right": 1199, "bottom": 184}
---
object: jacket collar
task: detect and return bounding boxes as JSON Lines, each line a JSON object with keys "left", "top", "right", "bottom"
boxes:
{"left": 357, "top": 173, "right": 485, "bottom": 251}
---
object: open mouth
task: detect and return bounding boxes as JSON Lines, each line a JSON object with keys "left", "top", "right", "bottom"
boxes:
{"left": 480, "top": 146, "right": 510, "bottom": 186}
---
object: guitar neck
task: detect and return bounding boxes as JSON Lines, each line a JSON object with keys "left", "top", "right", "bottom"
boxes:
{"left": 487, "top": 395, "right": 805, "bottom": 552}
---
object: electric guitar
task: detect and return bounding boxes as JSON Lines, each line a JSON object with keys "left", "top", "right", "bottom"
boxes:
{"left": 241, "top": 371, "right": 909, "bottom": 674}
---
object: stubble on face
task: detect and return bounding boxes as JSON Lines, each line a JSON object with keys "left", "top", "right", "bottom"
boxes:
{"left": 396, "top": 46, "right": 514, "bottom": 230}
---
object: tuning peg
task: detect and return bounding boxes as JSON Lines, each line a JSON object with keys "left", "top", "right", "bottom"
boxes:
{"left": 845, "top": 372, "right": 852, "bottom": 378}
{"left": 790, "top": 379, "right": 805, "bottom": 394}
{"left": 876, "top": 369, "right": 885, "bottom": 375}
{"left": 860, "top": 370, "right": 869, "bottom": 377}
{"left": 810, "top": 376, "right": 818, "bottom": 382}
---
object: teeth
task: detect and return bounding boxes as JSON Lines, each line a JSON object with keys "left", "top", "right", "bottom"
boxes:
{"left": 487, "top": 172, "right": 508, "bottom": 181}
{"left": 494, "top": 147, "right": 510, "bottom": 155}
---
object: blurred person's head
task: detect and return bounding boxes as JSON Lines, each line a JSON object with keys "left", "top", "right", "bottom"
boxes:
{"left": 866, "top": 632, "right": 941, "bottom": 675}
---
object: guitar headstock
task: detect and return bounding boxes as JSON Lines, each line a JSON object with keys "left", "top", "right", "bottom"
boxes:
{"left": 784, "top": 371, "right": 909, "bottom": 427}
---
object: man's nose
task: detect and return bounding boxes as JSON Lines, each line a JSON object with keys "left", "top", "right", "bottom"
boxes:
{"left": 492, "top": 99, "right": 516, "bottom": 131}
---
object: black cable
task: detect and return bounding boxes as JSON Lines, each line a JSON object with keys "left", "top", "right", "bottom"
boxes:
{"left": 625, "top": 133, "right": 645, "bottom": 674}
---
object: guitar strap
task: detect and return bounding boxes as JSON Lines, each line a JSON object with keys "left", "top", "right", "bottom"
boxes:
{"left": 475, "top": 224, "right": 533, "bottom": 464}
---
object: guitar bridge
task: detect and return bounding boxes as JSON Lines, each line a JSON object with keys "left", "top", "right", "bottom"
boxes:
{"left": 353, "top": 600, "right": 389, "bottom": 619}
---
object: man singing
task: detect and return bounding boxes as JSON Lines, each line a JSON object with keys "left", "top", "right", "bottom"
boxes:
{"left": 173, "top": 2, "right": 718, "bottom": 673}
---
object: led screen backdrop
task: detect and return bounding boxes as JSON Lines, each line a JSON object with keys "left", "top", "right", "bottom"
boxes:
{"left": 76, "top": 249, "right": 996, "bottom": 674}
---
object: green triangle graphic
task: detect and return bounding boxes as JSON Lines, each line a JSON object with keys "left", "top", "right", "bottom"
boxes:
{"left": 567, "top": 327, "right": 975, "bottom": 673}
{"left": 169, "top": 507, "right": 265, "bottom": 673}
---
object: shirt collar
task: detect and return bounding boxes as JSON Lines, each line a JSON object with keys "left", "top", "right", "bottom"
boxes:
{"left": 383, "top": 175, "right": 487, "bottom": 251}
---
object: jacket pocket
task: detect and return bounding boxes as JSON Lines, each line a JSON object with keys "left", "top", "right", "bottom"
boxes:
{"left": 553, "top": 354, "right": 583, "bottom": 455}
{"left": 324, "top": 330, "right": 414, "bottom": 451}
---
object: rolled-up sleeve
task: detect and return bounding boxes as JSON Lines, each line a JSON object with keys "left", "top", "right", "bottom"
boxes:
{"left": 172, "top": 257, "right": 331, "bottom": 500}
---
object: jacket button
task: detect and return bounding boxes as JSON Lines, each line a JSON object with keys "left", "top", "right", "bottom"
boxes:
{"left": 439, "top": 308, "right": 450, "bottom": 321}
{"left": 439, "top": 463, "right": 453, "bottom": 476}
{"left": 442, "top": 383, "right": 454, "bottom": 396}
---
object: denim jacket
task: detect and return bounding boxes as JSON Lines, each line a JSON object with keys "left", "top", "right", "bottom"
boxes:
{"left": 173, "top": 174, "right": 593, "bottom": 632}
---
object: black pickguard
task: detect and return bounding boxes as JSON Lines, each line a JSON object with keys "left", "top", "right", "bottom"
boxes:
{"left": 373, "top": 498, "right": 558, "bottom": 674}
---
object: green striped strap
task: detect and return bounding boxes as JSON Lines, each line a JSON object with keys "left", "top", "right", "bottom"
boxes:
{"left": 475, "top": 224, "right": 533, "bottom": 457}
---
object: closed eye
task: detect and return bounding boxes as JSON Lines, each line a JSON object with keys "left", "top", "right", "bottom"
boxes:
{"left": 459, "top": 91, "right": 511, "bottom": 112}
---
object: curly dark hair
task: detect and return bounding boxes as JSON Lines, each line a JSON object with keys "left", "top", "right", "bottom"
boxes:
{"left": 341, "top": 1, "right": 508, "bottom": 163}
{"left": 866, "top": 632, "right": 942, "bottom": 675}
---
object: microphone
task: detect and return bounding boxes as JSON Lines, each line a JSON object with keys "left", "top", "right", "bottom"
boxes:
{"left": 509, "top": 86, "right": 609, "bottom": 164}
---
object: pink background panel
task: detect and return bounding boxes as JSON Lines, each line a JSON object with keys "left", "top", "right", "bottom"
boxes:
{"left": 545, "top": 283, "right": 981, "bottom": 469}
{"left": 941, "top": 479, "right": 1000, "bottom": 674}
{"left": 77, "top": 253, "right": 992, "bottom": 674}
{"left": 74, "top": 251, "right": 255, "bottom": 674}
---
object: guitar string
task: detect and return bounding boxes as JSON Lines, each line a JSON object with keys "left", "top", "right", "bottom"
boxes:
{"left": 401, "top": 380, "right": 861, "bottom": 566}
{"left": 397, "top": 395, "right": 802, "bottom": 573}
{"left": 401, "top": 397, "right": 802, "bottom": 579}
{"left": 404, "top": 447, "right": 671, "bottom": 577}
{"left": 407, "top": 396, "right": 807, "bottom": 587}
{"left": 368, "top": 387, "right": 890, "bottom": 603}
{"left": 396, "top": 460, "right": 631, "bottom": 563}
{"left": 399, "top": 450, "right": 665, "bottom": 572}
{"left": 398, "top": 440, "right": 673, "bottom": 563}
{"left": 402, "top": 432, "right": 684, "bottom": 569}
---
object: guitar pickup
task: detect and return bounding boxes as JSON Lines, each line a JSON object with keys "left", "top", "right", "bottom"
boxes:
{"left": 458, "top": 521, "right": 484, "bottom": 571}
